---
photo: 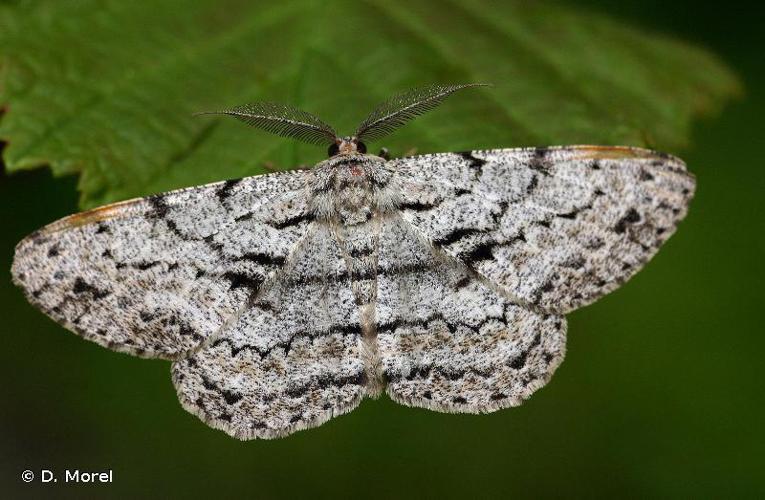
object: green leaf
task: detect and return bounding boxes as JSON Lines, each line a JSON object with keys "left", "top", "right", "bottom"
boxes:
{"left": 0, "top": 0, "right": 740, "bottom": 209}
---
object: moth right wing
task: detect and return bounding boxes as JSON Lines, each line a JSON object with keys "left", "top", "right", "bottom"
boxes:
{"left": 12, "top": 170, "right": 313, "bottom": 360}
{"left": 390, "top": 146, "right": 695, "bottom": 314}
{"left": 376, "top": 215, "right": 566, "bottom": 412}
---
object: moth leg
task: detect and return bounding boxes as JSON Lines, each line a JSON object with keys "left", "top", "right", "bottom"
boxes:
{"left": 377, "top": 147, "right": 391, "bottom": 161}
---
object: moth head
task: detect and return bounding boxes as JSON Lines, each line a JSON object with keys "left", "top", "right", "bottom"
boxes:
{"left": 195, "top": 83, "right": 489, "bottom": 160}
{"left": 328, "top": 137, "right": 367, "bottom": 158}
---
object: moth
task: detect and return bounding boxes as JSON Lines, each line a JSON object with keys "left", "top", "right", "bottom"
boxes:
{"left": 12, "top": 84, "right": 695, "bottom": 439}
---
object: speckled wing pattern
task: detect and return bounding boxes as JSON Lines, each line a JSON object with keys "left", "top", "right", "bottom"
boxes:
{"left": 11, "top": 169, "right": 313, "bottom": 359}
{"left": 376, "top": 215, "right": 566, "bottom": 412}
{"left": 391, "top": 146, "right": 695, "bottom": 313}
{"left": 172, "top": 222, "right": 368, "bottom": 439}
{"left": 12, "top": 145, "right": 694, "bottom": 439}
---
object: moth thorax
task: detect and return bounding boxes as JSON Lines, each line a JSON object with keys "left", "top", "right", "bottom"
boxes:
{"left": 334, "top": 177, "right": 374, "bottom": 226}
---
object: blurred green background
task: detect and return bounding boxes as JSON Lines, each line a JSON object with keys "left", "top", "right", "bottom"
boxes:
{"left": 1, "top": 0, "right": 762, "bottom": 498}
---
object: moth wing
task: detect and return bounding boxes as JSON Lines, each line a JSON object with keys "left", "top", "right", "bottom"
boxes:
{"left": 12, "top": 170, "right": 313, "bottom": 360}
{"left": 377, "top": 216, "right": 566, "bottom": 412}
{"left": 390, "top": 146, "right": 695, "bottom": 313}
{"left": 172, "top": 223, "right": 368, "bottom": 439}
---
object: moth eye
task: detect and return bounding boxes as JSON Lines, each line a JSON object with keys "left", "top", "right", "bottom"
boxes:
{"left": 356, "top": 141, "right": 367, "bottom": 154}
{"left": 327, "top": 143, "right": 340, "bottom": 157}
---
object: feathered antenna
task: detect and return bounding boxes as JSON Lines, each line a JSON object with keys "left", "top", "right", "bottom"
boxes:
{"left": 195, "top": 102, "right": 338, "bottom": 145}
{"left": 354, "top": 83, "right": 490, "bottom": 143}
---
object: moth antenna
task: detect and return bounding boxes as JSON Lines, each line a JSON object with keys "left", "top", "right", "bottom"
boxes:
{"left": 354, "top": 83, "right": 490, "bottom": 143}
{"left": 195, "top": 102, "right": 338, "bottom": 146}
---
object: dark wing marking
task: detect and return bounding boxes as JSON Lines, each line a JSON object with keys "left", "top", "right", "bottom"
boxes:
{"left": 376, "top": 215, "right": 566, "bottom": 412}
{"left": 12, "top": 169, "right": 314, "bottom": 359}
{"left": 391, "top": 146, "right": 695, "bottom": 313}
{"left": 172, "top": 223, "right": 368, "bottom": 439}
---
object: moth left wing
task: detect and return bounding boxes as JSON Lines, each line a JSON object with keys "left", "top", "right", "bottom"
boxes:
{"left": 172, "top": 222, "right": 369, "bottom": 439}
{"left": 390, "top": 146, "right": 695, "bottom": 314}
{"left": 12, "top": 170, "right": 313, "bottom": 359}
